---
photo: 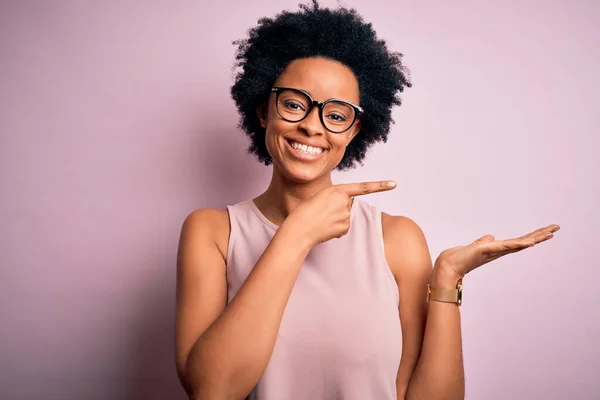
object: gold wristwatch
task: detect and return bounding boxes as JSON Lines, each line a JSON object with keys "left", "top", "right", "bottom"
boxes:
{"left": 426, "top": 279, "right": 463, "bottom": 306}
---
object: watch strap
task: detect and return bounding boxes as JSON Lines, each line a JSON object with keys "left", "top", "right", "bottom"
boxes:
{"left": 427, "top": 279, "right": 463, "bottom": 306}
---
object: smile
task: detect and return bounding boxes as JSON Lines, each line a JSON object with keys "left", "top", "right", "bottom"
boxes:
{"left": 284, "top": 139, "right": 328, "bottom": 161}
{"left": 286, "top": 139, "right": 325, "bottom": 155}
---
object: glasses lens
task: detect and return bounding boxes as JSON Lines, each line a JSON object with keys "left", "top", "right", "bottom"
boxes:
{"left": 276, "top": 89, "right": 311, "bottom": 122}
{"left": 322, "top": 101, "right": 355, "bottom": 133}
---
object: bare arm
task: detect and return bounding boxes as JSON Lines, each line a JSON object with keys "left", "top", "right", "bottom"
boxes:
{"left": 175, "top": 209, "right": 311, "bottom": 399}
{"left": 383, "top": 214, "right": 464, "bottom": 400}
{"left": 386, "top": 216, "right": 559, "bottom": 400}
{"left": 406, "top": 268, "right": 465, "bottom": 400}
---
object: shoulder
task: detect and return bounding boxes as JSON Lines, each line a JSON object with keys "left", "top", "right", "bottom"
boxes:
{"left": 381, "top": 212, "right": 433, "bottom": 282}
{"left": 381, "top": 213, "right": 427, "bottom": 247}
{"left": 180, "top": 208, "right": 230, "bottom": 260}
{"left": 183, "top": 208, "right": 229, "bottom": 227}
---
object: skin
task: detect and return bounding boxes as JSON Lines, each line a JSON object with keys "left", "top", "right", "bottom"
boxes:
{"left": 175, "top": 56, "right": 560, "bottom": 399}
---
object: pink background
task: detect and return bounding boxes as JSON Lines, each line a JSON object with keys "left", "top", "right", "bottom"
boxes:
{"left": 1, "top": 1, "right": 598, "bottom": 399}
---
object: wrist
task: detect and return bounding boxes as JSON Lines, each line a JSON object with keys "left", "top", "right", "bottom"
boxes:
{"left": 431, "top": 264, "right": 463, "bottom": 289}
{"left": 277, "top": 220, "right": 314, "bottom": 255}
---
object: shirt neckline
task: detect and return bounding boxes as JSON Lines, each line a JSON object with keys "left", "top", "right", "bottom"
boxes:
{"left": 247, "top": 197, "right": 359, "bottom": 231}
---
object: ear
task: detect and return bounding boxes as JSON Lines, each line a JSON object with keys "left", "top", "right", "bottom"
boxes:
{"left": 346, "top": 120, "right": 362, "bottom": 143}
{"left": 256, "top": 104, "right": 268, "bottom": 128}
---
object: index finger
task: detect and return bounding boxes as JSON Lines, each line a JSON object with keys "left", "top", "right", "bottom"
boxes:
{"left": 335, "top": 181, "right": 397, "bottom": 197}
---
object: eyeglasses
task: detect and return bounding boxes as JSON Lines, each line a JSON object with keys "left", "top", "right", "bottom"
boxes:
{"left": 271, "top": 87, "right": 363, "bottom": 134}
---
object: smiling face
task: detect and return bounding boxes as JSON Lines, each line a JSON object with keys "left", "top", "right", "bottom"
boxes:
{"left": 258, "top": 57, "right": 362, "bottom": 184}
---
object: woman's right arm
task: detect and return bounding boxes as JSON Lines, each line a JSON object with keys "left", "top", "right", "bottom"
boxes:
{"left": 175, "top": 182, "right": 392, "bottom": 398}
{"left": 174, "top": 208, "right": 312, "bottom": 399}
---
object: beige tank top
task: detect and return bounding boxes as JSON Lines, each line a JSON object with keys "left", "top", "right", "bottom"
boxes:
{"left": 226, "top": 198, "right": 402, "bottom": 399}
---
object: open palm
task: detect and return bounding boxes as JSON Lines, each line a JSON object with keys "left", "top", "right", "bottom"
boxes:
{"left": 436, "top": 224, "right": 561, "bottom": 278}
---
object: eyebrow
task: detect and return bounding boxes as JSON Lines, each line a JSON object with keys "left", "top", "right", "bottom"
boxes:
{"left": 278, "top": 86, "right": 355, "bottom": 103}
{"left": 283, "top": 86, "right": 313, "bottom": 96}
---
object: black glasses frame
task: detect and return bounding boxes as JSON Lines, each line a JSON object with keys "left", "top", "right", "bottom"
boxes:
{"left": 271, "top": 87, "right": 364, "bottom": 134}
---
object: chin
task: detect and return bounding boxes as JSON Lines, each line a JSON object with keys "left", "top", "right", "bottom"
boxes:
{"left": 276, "top": 159, "right": 327, "bottom": 184}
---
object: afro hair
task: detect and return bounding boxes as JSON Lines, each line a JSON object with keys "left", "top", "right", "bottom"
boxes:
{"left": 230, "top": 0, "right": 411, "bottom": 170}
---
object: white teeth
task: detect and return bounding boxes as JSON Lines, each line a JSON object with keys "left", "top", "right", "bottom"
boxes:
{"left": 290, "top": 141, "right": 324, "bottom": 155}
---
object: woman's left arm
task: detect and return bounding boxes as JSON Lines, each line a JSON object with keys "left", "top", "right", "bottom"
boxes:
{"left": 383, "top": 213, "right": 464, "bottom": 400}
{"left": 383, "top": 213, "right": 559, "bottom": 400}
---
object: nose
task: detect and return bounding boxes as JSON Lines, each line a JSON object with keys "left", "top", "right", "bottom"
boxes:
{"left": 297, "top": 106, "right": 324, "bottom": 137}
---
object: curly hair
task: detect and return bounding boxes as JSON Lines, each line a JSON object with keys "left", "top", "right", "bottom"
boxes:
{"left": 230, "top": 0, "right": 411, "bottom": 170}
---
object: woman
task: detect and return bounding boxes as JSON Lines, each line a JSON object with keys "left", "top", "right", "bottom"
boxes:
{"left": 174, "top": 2, "right": 559, "bottom": 399}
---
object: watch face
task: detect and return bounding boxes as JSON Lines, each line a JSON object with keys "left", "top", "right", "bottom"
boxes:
{"left": 456, "top": 282, "right": 463, "bottom": 306}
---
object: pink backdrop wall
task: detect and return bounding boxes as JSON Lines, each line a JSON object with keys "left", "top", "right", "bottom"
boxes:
{"left": 1, "top": 1, "right": 598, "bottom": 399}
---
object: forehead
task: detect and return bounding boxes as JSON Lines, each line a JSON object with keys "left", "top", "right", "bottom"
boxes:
{"left": 273, "top": 57, "right": 360, "bottom": 103}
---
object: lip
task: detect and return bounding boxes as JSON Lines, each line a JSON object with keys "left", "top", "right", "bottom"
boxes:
{"left": 284, "top": 138, "right": 328, "bottom": 162}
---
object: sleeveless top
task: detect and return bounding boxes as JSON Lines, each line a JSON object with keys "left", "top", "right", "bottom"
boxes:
{"left": 226, "top": 198, "right": 402, "bottom": 400}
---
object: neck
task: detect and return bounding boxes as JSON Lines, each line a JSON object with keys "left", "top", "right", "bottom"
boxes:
{"left": 254, "top": 167, "right": 333, "bottom": 225}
